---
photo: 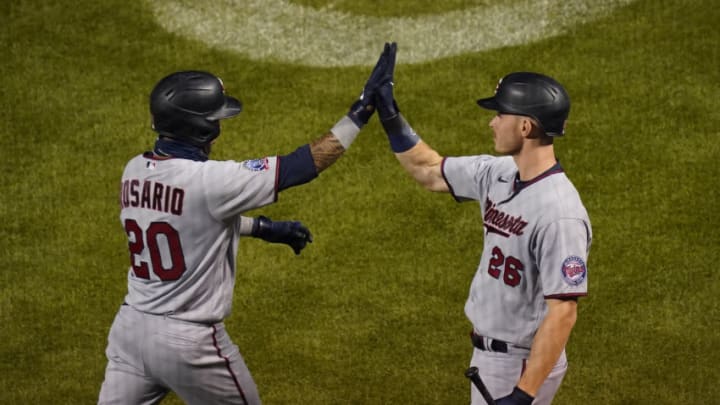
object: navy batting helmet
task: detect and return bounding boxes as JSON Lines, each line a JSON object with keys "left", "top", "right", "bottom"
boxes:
{"left": 150, "top": 71, "right": 243, "bottom": 146}
{"left": 477, "top": 72, "right": 570, "bottom": 136}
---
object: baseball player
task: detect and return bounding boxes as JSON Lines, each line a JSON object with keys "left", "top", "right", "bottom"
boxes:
{"left": 373, "top": 43, "right": 591, "bottom": 405}
{"left": 99, "top": 44, "right": 396, "bottom": 405}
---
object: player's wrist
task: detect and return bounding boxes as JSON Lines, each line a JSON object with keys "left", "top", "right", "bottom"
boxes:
{"left": 251, "top": 216, "right": 276, "bottom": 240}
{"left": 381, "top": 113, "right": 421, "bottom": 153}
{"left": 239, "top": 216, "right": 256, "bottom": 236}
{"left": 331, "top": 115, "right": 361, "bottom": 150}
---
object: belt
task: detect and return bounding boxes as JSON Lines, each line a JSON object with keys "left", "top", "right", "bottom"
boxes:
{"left": 470, "top": 331, "right": 508, "bottom": 353}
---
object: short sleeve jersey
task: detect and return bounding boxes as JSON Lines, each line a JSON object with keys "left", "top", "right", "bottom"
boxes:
{"left": 442, "top": 155, "right": 591, "bottom": 348}
{"left": 119, "top": 153, "right": 279, "bottom": 324}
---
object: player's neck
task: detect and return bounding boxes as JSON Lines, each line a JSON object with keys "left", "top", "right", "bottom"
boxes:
{"left": 513, "top": 145, "right": 556, "bottom": 182}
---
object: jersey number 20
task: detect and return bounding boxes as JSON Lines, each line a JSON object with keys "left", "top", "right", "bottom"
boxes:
{"left": 487, "top": 246, "right": 524, "bottom": 287}
{"left": 124, "top": 219, "right": 186, "bottom": 281}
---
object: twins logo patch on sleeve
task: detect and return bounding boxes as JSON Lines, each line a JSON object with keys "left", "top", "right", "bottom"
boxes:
{"left": 242, "top": 158, "right": 269, "bottom": 171}
{"left": 561, "top": 256, "right": 587, "bottom": 286}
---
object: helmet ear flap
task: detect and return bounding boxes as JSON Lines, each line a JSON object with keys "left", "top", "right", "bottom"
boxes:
{"left": 185, "top": 115, "right": 220, "bottom": 144}
{"left": 153, "top": 113, "right": 220, "bottom": 146}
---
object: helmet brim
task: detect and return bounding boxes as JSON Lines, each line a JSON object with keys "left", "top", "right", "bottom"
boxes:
{"left": 206, "top": 96, "right": 243, "bottom": 121}
{"left": 476, "top": 97, "right": 500, "bottom": 111}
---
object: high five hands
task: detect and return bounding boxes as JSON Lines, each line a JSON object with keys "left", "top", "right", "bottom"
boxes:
{"left": 348, "top": 42, "right": 398, "bottom": 128}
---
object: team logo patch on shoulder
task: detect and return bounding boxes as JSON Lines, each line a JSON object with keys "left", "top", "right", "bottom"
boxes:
{"left": 561, "top": 256, "right": 587, "bottom": 286}
{"left": 242, "top": 158, "right": 269, "bottom": 171}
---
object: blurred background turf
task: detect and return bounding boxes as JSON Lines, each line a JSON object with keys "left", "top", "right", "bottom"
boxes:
{"left": 2, "top": 0, "right": 718, "bottom": 404}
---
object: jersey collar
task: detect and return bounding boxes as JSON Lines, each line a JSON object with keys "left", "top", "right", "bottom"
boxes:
{"left": 513, "top": 160, "right": 564, "bottom": 194}
{"left": 498, "top": 160, "right": 564, "bottom": 204}
{"left": 513, "top": 160, "right": 564, "bottom": 193}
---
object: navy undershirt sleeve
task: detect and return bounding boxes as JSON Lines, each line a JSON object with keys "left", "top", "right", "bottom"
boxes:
{"left": 277, "top": 144, "right": 318, "bottom": 191}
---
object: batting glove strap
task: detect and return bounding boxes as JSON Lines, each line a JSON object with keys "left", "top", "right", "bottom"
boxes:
{"left": 347, "top": 99, "right": 373, "bottom": 129}
{"left": 495, "top": 386, "right": 534, "bottom": 405}
{"left": 381, "top": 113, "right": 421, "bottom": 153}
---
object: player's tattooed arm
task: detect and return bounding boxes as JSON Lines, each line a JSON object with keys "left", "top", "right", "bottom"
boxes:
{"left": 299, "top": 42, "right": 394, "bottom": 174}
{"left": 275, "top": 131, "right": 346, "bottom": 190}
{"left": 275, "top": 133, "right": 346, "bottom": 191}
{"left": 310, "top": 132, "right": 346, "bottom": 173}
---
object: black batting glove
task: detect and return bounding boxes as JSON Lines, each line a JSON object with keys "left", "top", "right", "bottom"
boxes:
{"left": 495, "top": 386, "right": 534, "bottom": 405}
{"left": 252, "top": 216, "right": 313, "bottom": 255}
{"left": 376, "top": 80, "right": 400, "bottom": 122}
{"left": 348, "top": 42, "right": 396, "bottom": 127}
{"left": 373, "top": 42, "right": 399, "bottom": 122}
{"left": 370, "top": 42, "right": 420, "bottom": 153}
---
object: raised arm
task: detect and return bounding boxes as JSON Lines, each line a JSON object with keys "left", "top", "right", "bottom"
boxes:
{"left": 374, "top": 42, "right": 449, "bottom": 193}
{"left": 308, "top": 133, "right": 346, "bottom": 173}
{"left": 275, "top": 44, "right": 395, "bottom": 190}
{"left": 393, "top": 141, "right": 448, "bottom": 192}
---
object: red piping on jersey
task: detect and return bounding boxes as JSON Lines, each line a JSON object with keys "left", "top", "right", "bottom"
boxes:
{"left": 143, "top": 151, "right": 174, "bottom": 160}
{"left": 545, "top": 292, "right": 587, "bottom": 299}
{"left": 212, "top": 325, "right": 249, "bottom": 403}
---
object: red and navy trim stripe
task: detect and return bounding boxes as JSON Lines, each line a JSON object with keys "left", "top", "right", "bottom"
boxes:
{"left": 211, "top": 325, "right": 249, "bottom": 403}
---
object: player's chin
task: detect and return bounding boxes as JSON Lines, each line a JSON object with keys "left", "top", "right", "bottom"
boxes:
{"left": 492, "top": 136, "right": 503, "bottom": 152}
{"left": 493, "top": 142, "right": 508, "bottom": 155}
{"left": 494, "top": 141, "right": 520, "bottom": 156}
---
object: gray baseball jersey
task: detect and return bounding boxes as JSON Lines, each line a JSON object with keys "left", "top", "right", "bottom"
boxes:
{"left": 119, "top": 152, "right": 278, "bottom": 324}
{"left": 442, "top": 155, "right": 591, "bottom": 348}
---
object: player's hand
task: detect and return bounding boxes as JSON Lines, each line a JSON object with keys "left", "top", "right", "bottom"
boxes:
{"left": 252, "top": 216, "right": 313, "bottom": 255}
{"left": 348, "top": 42, "right": 395, "bottom": 127}
{"left": 495, "top": 386, "right": 534, "bottom": 405}
{"left": 374, "top": 42, "right": 399, "bottom": 122}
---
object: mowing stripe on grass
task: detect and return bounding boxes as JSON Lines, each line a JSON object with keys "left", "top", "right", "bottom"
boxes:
{"left": 148, "top": 0, "right": 636, "bottom": 67}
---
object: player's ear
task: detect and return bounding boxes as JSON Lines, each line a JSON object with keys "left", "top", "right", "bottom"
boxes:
{"left": 521, "top": 116, "right": 545, "bottom": 140}
{"left": 518, "top": 116, "right": 535, "bottom": 138}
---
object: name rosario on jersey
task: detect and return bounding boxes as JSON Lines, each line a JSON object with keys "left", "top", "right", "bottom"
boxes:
{"left": 120, "top": 179, "right": 184, "bottom": 215}
{"left": 483, "top": 198, "right": 528, "bottom": 237}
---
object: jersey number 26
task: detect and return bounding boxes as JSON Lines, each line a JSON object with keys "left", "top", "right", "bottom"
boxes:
{"left": 488, "top": 246, "right": 524, "bottom": 287}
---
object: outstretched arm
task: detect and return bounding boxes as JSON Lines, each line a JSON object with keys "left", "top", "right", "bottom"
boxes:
{"left": 309, "top": 132, "right": 346, "bottom": 173}
{"left": 374, "top": 42, "right": 449, "bottom": 193}
{"left": 394, "top": 141, "right": 449, "bottom": 192}
{"left": 277, "top": 43, "right": 396, "bottom": 188}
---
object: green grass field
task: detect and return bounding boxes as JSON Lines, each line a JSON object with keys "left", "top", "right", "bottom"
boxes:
{"left": 2, "top": 0, "right": 719, "bottom": 403}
